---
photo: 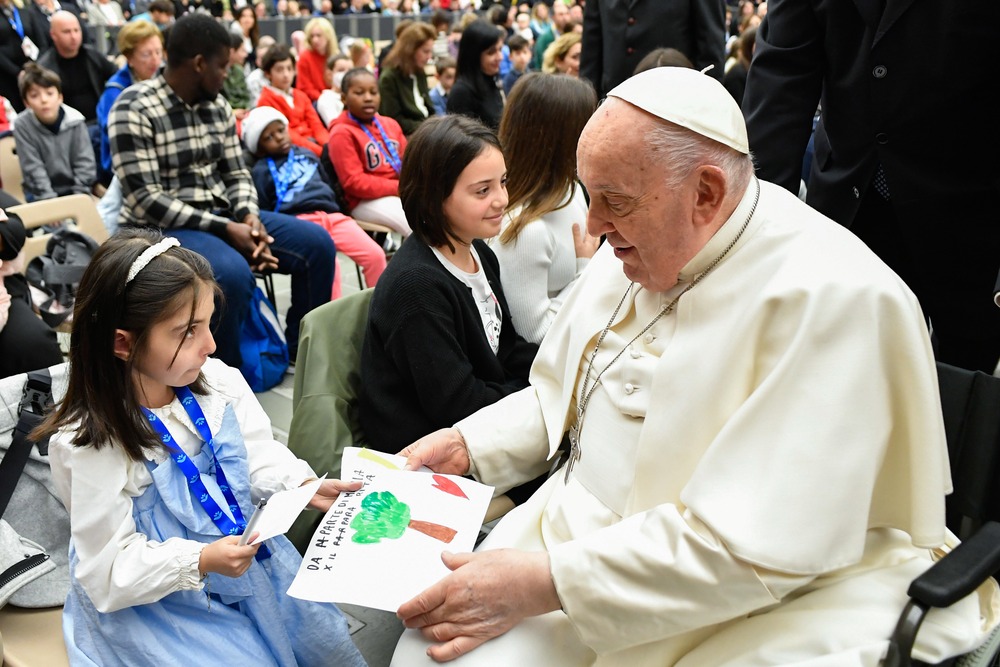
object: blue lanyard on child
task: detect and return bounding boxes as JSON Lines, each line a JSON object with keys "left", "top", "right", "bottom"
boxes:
{"left": 6, "top": 6, "right": 24, "bottom": 40}
{"left": 266, "top": 156, "right": 292, "bottom": 213}
{"left": 141, "top": 386, "right": 270, "bottom": 560}
{"left": 349, "top": 112, "right": 402, "bottom": 174}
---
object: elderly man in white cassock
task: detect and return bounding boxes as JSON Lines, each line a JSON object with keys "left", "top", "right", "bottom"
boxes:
{"left": 389, "top": 67, "right": 1000, "bottom": 666}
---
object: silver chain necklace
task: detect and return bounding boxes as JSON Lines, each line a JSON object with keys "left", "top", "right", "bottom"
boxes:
{"left": 564, "top": 179, "right": 760, "bottom": 482}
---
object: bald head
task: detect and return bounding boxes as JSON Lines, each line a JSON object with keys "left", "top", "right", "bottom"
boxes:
{"left": 50, "top": 11, "right": 83, "bottom": 58}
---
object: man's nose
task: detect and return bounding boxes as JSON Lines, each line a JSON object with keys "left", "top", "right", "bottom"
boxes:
{"left": 585, "top": 206, "right": 611, "bottom": 238}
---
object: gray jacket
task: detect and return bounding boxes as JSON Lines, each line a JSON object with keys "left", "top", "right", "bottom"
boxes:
{"left": 13, "top": 104, "right": 96, "bottom": 201}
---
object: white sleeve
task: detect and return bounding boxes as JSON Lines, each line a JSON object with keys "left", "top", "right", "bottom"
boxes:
{"left": 549, "top": 506, "right": 815, "bottom": 654}
{"left": 213, "top": 360, "right": 317, "bottom": 499}
{"left": 457, "top": 386, "right": 553, "bottom": 494}
{"left": 48, "top": 437, "right": 205, "bottom": 613}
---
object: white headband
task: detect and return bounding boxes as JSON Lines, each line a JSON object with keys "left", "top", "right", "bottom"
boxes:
{"left": 126, "top": 237, "right": 180, "bottom": 284}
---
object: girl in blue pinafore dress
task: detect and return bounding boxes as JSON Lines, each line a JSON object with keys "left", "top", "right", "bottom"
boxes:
{"left": 36, "top": 228, "right": 368, "bottom": 666}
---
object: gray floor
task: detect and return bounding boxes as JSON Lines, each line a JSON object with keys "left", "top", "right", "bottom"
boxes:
{"left": 260, "top": 252, "right": 406, "bottom": 667}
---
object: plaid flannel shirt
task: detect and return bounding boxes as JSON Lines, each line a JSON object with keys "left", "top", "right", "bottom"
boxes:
{"left": 108, "top": 75, "right": 259, "bottom": 234}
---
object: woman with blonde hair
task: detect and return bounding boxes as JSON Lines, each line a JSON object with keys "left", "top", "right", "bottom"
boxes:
{"left": 542, "top": 31, "right": 581, "bottom": 77}
{"left": 378, "top": 21, "right": 436, "bottom": 135}
{"left": 296, "top": 17, "right": 338, "bottom": 102}
{"left": 95, "top": 20, "right": 163, "bottom": 184}
{"left": 491, "top": 72, "right": 598, "bottom": 344}
{"left": 528, "top": 1, "right": 552, "bottom": 39}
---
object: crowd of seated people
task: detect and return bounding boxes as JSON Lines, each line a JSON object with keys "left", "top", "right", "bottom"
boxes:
{"left": 5, "top": 3, "right": 1000, "bottom": 667}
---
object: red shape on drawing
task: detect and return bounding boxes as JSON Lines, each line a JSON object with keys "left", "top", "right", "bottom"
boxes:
{"left": 431, "top": 475, "right": 468, "bottom": 499}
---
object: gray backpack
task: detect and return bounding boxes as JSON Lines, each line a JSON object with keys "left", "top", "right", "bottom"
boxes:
{"left": 25, "top": 229, "right": 99, "bottom": 328}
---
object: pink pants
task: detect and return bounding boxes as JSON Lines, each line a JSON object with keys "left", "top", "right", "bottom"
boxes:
{"left": 297, "top": 211, "right": 387, "bottom": 299}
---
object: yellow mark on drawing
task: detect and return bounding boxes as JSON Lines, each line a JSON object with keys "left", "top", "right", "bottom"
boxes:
{"left": 358, "top": 448, "right": 400, "bottom": 470}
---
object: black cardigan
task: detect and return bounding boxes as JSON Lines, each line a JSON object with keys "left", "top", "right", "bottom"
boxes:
{"left": 359, "top": 236, "right": 538, "bottom": 453}
{"left": 446, "top": 73, "right": 505, "bottom": 131}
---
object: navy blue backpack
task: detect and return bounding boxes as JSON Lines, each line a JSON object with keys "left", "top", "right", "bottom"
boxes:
{"left": 239, "top": 286, "right": 289, "bottom": 392}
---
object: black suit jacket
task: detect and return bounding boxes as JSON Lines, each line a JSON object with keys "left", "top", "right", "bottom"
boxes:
{"left": 27, "top": 1, "right": 93, "bottom": 48}
{"left": 0, "top": 5, "right": 49, "bottom": 111}
{"left": 580, "top": 0, "right": 725, "bottom": 99}
{"left": 745, "top": 0, "right": 997, "bottom": 232}
{"left": 744, "top": 0, "right": 1000, "bottom": 371}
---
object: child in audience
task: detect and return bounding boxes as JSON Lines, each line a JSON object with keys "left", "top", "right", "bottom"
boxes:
{"left": 348, "top": 38, "right": 374, "bottom": 71}
{"left": 316, "top": 53, "right": 352, "bottom": 128}
{"left": 256, "top": 44, "right": 328, "bottom": 157}
{"left": 36, "top": 228, "right": 367, "bottom": 666}
{"left": 0, "top": 96, "right": 17, "bottom": 135}
{"left": 245, "top": 35, "right": 277, "bottom": 107}
{"left": 327, "top": 68, "right": 411, "bottom": 237}
{"left": 14, "top": 63, "right": 96, "bottom": 201}
{"left": 429, "top": 55, "right": 455, "bottom": 116}
{"left": 492, "top": 73, "right": 598, "bottom": 344}
{"left": 358, "top": 115, "right": 541, "bottom": 506}
{"left": 243, "top": 107, "right": 386, "bottom": 297}
{"left": 223, "top": 32, "right": 251, "bottom": 120}
{"left": 503, "top": 34, "right": 531, "bottom": 95}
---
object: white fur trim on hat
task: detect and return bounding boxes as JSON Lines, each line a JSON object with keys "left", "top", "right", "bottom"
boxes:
{"left": 242, "top": 106, "right": 289, "bottom": 154}
{"left": 607, "top": 66, "right": 750, "bottom": 155}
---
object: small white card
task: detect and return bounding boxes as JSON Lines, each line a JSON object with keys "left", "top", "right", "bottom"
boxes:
{"left": 245, "top": 475, "right": 326, "bottom": 545}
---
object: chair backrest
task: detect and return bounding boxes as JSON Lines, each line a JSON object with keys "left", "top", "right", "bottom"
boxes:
{"left": 285, "top": 288, "right": 374, "bottom": 552}
{"left": 7, "top": 194, "right": 110, "bottom": 266}
{"left": 936, "top": 361, "right": 1000, "bottom": 539}
{"left": 0, "top": 135, "right": 25, "bottom": 203}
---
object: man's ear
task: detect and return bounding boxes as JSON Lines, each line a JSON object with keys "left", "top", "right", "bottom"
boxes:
{"left": 691, "top": 165, "right": 727, "bottom": 228}
{"left": 114, "top": 329, "right": 135, "bottom": 361}
{"left": 191, "top": 53, "right": 206, "bottom": 75}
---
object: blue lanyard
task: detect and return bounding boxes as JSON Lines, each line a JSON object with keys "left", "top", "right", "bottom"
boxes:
{"left": 141, "top": 387, "right": 269, "bottom": 561}
{"left": 266, "top": 157, "right": 291, "bottom": 212}
{"left": 6, "top": 6, "right": 24, "bottom": 40}
{"left": 349, "top": 112, "right": 402, "bottom": 174}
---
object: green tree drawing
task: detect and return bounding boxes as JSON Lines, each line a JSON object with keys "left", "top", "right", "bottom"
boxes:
{"left": 350, "top": 491, "right": 457, "bottom": 544}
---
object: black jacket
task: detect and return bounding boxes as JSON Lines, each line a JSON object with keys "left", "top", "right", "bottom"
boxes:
{"left": 360, "top": 236, "right": 538, "bottom": 453}
{"left": 38, "top": 44, "right": 117, "bottom": 120}
{"left": 446, "top": 73, "right": 504, "bottom": 131}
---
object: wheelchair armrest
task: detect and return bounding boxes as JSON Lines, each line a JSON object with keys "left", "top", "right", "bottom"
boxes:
{"left": 909, "top": 521, "right": 1000, "bottom": 608}
{"left": 885, "top": 521, "right": 1000, "bottom": 667}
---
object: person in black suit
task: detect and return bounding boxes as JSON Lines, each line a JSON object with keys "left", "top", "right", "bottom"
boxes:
{"left": 743, "top": 0, "right": 1000, "bottom": 374}
{"left": 0, "top": 0, "right": 49, "bottom": 112}
{"left": 579, "top": 0, "right": 725, "bottom": 99}
{"left": 26, "top": 0, "right": 92, "bottom": 48}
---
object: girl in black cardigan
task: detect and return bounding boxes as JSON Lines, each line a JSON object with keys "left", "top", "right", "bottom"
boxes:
{"left": 446, "top": 19, "right": 506, "bottom": 131}
{"left": 359, "top": 115, "right": 538, "bottom": 460}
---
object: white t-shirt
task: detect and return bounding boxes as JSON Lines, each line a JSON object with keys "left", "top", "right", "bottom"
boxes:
{"left": 431, "top": 245, "right": 502, "bottom": 354}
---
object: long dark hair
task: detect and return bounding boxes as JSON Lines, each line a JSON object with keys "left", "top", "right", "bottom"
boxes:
{"left": 32, "top": 228, "right": 219, "bottom": 462}
{"left": 499, "top": 73, "right": 596, "bottom": 244}
{"left": 400, "top": 114, "right": 501, "bottom": 253}
{"left": 455, "top": 19, "right": 503, "bottom": 96}
{"left": 234, "top": 5, "right": 259, "bottom": 47}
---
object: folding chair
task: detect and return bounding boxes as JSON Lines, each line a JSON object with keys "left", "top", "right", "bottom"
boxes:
{"left": 7, "top": 194, "right": 110, "bottom": 265}
{"left": 284, "top": 289, "right": 512, "bottom": 553}
{"left": 0, "top": 134, "right": 25, "bottom": 204}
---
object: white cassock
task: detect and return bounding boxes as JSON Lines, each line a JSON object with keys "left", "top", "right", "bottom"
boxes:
{"left": 392, "top": 180, "right": 1000, "bottom": 666}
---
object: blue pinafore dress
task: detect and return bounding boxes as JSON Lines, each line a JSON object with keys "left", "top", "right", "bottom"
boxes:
{"left": 62, "top": 400, "right": 367, "bottom": 666}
